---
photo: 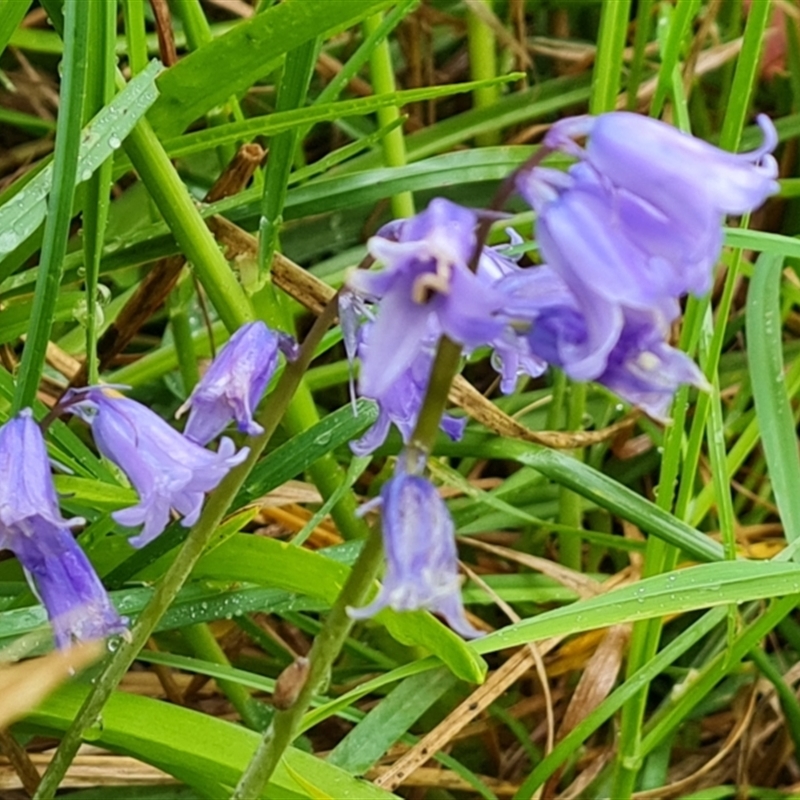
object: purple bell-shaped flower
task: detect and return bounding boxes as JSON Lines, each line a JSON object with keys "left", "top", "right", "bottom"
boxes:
{"left": 64, "top": 388, "right": 248, "bottom": 547}
{"left": 177, "top": 321, "right": 298, "bottom": 446}
{"left": 346, "top": 198, "right": 510, "bottom": 398}
{"left": 349, "top": 459, "right": 482, "bottom": 639}
{"left": 0, "top": 410, "right": 126, "bottom": 648}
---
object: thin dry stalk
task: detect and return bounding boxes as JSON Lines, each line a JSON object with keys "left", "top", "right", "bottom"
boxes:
{"left": 374, "top": 642, "right": 564, "bottom": 792}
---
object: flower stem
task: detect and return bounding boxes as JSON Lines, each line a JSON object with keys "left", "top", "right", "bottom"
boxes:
{"left": 409, "top": 336, "right": 464, "bottom": 456}
{"left": 231, "top": 528, "right": 384, "bottom": 799}
{"left": 33, "top": 298, "right": 338, "bottom": 799}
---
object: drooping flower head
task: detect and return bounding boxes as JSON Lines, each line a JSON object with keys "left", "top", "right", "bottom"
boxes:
{"left": 176, "top": 321, "right": 299, "bottom": 446}
{"left": 0, "top": 410, "right": 126, "bottom": 648}
{"left": 346, "top": 198, "right": 511, "bottom": 398}
{"left": 349, "top": 337, "right": 466, "bottom": 457}
{"left": 525, "top": 113, "right": 778, "bottom": 299}
{"left": 500, "top": 266, "right": 707, "bottom": 419}
{"left": 348, "top": 457, "right": 481, "bottom": 639}
{"left": 339, "top": 290, "right": 465, "bottom": 455}
{"left": 512, "top": 113, "right": 778, "bottom": 387}
{"left": 63, "top": 388, "right": 248, "bottom": 548}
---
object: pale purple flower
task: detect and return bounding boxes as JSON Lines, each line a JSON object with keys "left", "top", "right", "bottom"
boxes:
{"left": 64, "top": 388, "right": 248, "bottom": 547}
{"left": 177, "top": 321, "right": 298, "bottom": 445}
{"left": 346, "top": 198, "right": 510, "bottom": 397}
{"left": 515, "top": 114, "right": 778, "bottom": 378}
{"left": 348, "top": 464, "right": 481, "bottom": 639}
{"left": 597, "top": 309, "right": 708, "bottom": 420}
{"left": 544, "top": 111, "right": 779, "bottom": 221}
{"left": 350, "top": 338, "right": 466, "bottom": 457}
{"left": 0, "top": 410, "right": 126, "bottom": 648}
{"left": 500, "top": 267, "right": 707, "bottom": 419}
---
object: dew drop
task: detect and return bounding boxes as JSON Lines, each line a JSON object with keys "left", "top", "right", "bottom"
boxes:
{"left": 0, "top": 230, "right": 19, "bottom": 254}
{"left": 84, "top": 715, "right": 104, "bottom": 741}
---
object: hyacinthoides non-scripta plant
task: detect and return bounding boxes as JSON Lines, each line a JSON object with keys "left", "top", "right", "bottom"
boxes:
{"left": 6, "top": 1, "right": 800, "bottom": 798}
{"left": 15, "top": 110, "right": 778, "bottom": 794}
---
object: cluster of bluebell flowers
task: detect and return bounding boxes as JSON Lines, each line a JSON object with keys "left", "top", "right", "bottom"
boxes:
{"left": 344, "top": 112, "right": 779, "bottom": 636}
{"left": 0, "top": 322, "right": 294, "bottom": 648}
{"left": 1, "top": 114, "right": 780, "bottom": 646}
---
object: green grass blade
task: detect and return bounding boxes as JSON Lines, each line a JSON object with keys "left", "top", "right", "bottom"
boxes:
{"left": 257, "top": 37, "right": 319, "bottom": 281}
{"left": 473, "top": 561, "right": 800, "bottom": 654}
{"left": 590, "top": 0, "right": 632, "bottom": 114}
{"left": 747, "top": 252, "right": 800, "bottom": 549}
{"left": 0, "top": 60, "right": 161, "bottom": 279}
{"left": 149, "top": 0, "right": 394, "bottom": 137}
{"left": 12, "top": 0, "right": 92, "bottom": 412}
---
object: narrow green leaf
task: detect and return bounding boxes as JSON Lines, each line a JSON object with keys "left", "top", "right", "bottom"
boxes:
{"left": 473, "top": 561, "right": 800, "bottom": 654}
{"left": 0, "top": 60, "right": 161, "bottom": 276}
{"left": 591, "top": 0, "right": 632, "bottom": 114}
{"left": 747, "top": 252, "right": 800, "bottom": 549}
{"left": 0, "top": 0, "right": 32, "bottom": 57}
{"left": 148, "top": 0, "right": 394, "bottom": 137}
{"left": 236, "top": 400, "right": 378, "bottom": 505}
{"left": 11, "top": 0, "right": 93, "bottom": 412}
{"left": 258, "top": 36, "right": 319, "bottom": 280}
{"left": 160, "top": 77, "right": 521, "bottom": 160}
{"left": 328, "top": 667, "right": 457, "bottom": 773}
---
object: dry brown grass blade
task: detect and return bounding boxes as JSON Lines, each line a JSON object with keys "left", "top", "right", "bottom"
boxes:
{"left": 448, "top": 376, "right": 639, "bottom": 449}
{"left": 558, "top": 624, "right": 630, "bottom": 736}
{"left": 0, "top": 727, "right": 41, "bottom": 795}
{"left": 461, "top": 562, "right": 556, "bottom": 760}
{"left": 0, "top": 751, "right": 175, "bottom": 791}
{"left": 374, "top": 642, "right": 563, "bottom": 792}
{"left": 149, "top": 0, "right": 178, "bottom": 67}
{"left": 543, "top": 625, "right": 630, "bottom": 799}
{"left": 368, "top": 765, "right": 520, "bottom": 796}
{"left": 0, "top": 641, "right": 103, "bottom": 728}
{"left": 270, "top": 251, "right": 337, "bottom": 315}
{"left": 631, "top": 684, "right": 758, "bottom": 799}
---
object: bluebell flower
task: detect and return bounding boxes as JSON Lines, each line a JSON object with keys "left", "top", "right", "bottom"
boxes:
{"left": 346, "top": 198, "right": 510, "bottom": 398}
{"left": 64, "top": 388, "right": 248, "bottom": 547}
{"left": 0, "top": 410, "right": 126, "bottom": 648}
{"left": 348, "top": 463, "right": 481, "bottom": 638}
{"left": 349, "top": 338, "right": 466, "bottom": 457}
{"left": 515, "top": 114, "right": 778, "bottom": 379}
{"left": 176, "top": 321, "right": 298, "bottom": 445}
{"left": 339, "top": 292, "right": 465, "bottom": 456}
{"left": 543, "top": 111, "right": 779, "bottom": 223}
{"left": 500, "top": 267, "right": 706, "bottom": 419}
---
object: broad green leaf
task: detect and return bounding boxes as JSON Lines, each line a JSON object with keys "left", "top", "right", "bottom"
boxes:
{"left": 20, "top": 684, "right": 400, "bottom": 799}
{"left": 54, "top": 476, "right": 137, "bottom": 512}
{"left": 192, "top": 534, "right": 487, "bottom": 683}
